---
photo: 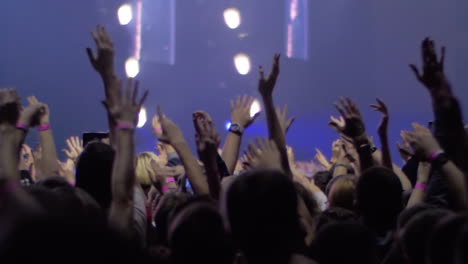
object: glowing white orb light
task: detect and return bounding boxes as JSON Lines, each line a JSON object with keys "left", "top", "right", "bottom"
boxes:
{"left": 234, "top": 53, "right": 251, "bottom": 75}
{"left": 125, "top": 57, "right": 140, "bottom": 78}
{"left": 118, "top": 4, "right": 133, "bottom": 25}
{"left": 137, "top": 107, "right": 147, "bottom": 128}
{"left": 223, "top": 8, "right": 241, "bottom": 29}
{"left": 250, "top": 99, "right": 261, "bottom": 118}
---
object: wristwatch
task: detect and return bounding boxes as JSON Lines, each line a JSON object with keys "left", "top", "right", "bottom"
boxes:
{"left": 229, "top": 123, "right": 244, "bottom": 136}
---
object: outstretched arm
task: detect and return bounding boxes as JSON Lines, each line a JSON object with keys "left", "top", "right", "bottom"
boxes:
{"left": 258, "top": 54, "right": 291, "bottom": 176}
{"left": 106, "top": 78, "right": 149, "bottom": 238}
{"left": 222, "top": 96, "right": 258, "bottom": 175}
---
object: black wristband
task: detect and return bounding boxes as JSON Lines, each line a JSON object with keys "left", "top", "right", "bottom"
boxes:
{"left": 431, "top": 152, "right": 449, "bottom": 168}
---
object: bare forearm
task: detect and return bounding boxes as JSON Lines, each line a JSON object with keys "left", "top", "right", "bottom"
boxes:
{"left": 221, "top": 133, "right": 241, "bottom": 175}
{"left": 201, "top": 149, "right": 221, "bottom": 199}
{"left": 172, "top": 141, "right": 209, "bottom": 195}
{"left": 37, "top": 130, "right": 59, "bottom": 179}
{"left": 262, "top": 95, "right": 291, "bottom": 175}
{"left": 440, "top": 161, "right": 468, "bottom": 211}
{"left": 354, "top": 137, "right": 374, "bottom": 172}
{"left": 378, "top": 128, "right": 392, "bottom": 170}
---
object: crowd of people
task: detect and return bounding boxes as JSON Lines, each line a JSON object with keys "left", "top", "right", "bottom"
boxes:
{"left": 1, "top": 24, "right": 467, "bottom": 264}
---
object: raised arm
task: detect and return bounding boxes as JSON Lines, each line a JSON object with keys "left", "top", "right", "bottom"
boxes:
{"left": 86, "top": 25, "right": 121, "bottom": 146}
{"left": 24, "top": 96, "right": 59, "bottom": 180}
{"left": 106, "top": 78, "right": 148, "bottom": 237}
{"left": 258, "top": 54, "right": 291, "bottom": 176}
{"left": 409, "top": 38, "right": 468, "bottom": 173}
{"left": 403, "top": 123, "right": 468, "bottom": 211}
{"left": 334, "top": 97, "right": 374, "bottom": 171}
{"left": 157, "top": 106, "right": 209, "bottom": 195}
{"left": 222, "top": 95, "right": 258, "bottom": 175}
{"left": 406, "top": 162, "right": 431, "bottom": 208}
{"left": 370, "top": 98, "right": 392, "bottom": 169}
{"left": 194, "top": 111, "right": 222, "bottom": 199}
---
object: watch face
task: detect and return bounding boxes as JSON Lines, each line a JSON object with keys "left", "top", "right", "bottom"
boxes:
{"left": 230, "top": 124, "right": 240, "bottom": 131}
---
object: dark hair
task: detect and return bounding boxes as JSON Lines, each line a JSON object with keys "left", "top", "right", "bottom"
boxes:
{"left": 397, "top": 203, "right": 436, "bottom": 229}
{"left": 75, "top": 142, "right": 115, "bottom": 210}
{"left": 356, "top": 167, "right": 403, "bottom": 232}
{"left": 455, "top": 222, "right": 468, "bottom": 264}
{"left": 326, "top": 174, "right": 357, "bottom": 211}
{"left": 154, "top": 191, "right": 191, "bottom": 245}
{"left": 168, "top": 202, "right": 233, "bottom": 264}
{"left": 313, "top": 170, "right": 332, "bottom": 193}
{"left": 311, "top": 222, "right": 377, "bottom": 264}
{"left": 315, "top": 207, "right": 359, "bottom": 233}
{"left": 428, "top": 214, "right": 467, "bottom": 264}
{"left": 224, "top": 169, "right": 301, "bottom": 261}
{"left": 399, "top": 209, "right": 451, "bottom": 264}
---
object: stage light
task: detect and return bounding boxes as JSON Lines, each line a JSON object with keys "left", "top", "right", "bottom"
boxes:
{"left": 225, "top": 121, "right": 232, "bottom": 131}
{"left": 125, "top": 57, "right": 140, "bottom": 78}
{"left": 118, "top": 4, "right": 133, "bottom": 25}
{"left": 250, "top": 99, "right": 261, "bottom": 118}
{"left": 234, "top": 53, "right": 251, "bottom": 75}
{"left": 137, "top": 106, "right": 147, "bottom": 128}
{"left": 223, "top": 8, "right": 241, "bottom": 29}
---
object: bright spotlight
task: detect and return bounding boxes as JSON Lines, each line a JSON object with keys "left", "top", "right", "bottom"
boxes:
{"left": 225, "top": 121, "right": 232, "bottom": 131}
{"left": 223, "top": 8, "right": 241, "bottom": 29}
{"left": 250, "top": 99, "right": 261, "bottom": 118}
{"left": 125, "top": 57, "right": 140, "bottom": 78}
{"left": 234, "top": 53, "right": 251, "bottom": 75}
{"left": 118, "top": 4, "right": 133, "bottom": 25}
{"left": 137, "top": 106, "right": 147, "bottom": 128}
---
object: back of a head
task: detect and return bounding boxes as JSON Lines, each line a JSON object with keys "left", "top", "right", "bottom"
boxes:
{"left": 315, "top": 207, "right": 359, "bottom": 233}
{"left": 154, "top": 191, "right": 191, "bottom": 245}
{"left": 397, "top": 203, "right": 436, "bottom": 230}
{"left": 75, "top": 142, "right": 114, "bottom": 210}
{"left": 135, "top": 152, "right": 159, "bottom": 188}
{"left": 428, "top": 214, "right": 467, "bottom": 264}
{"left": 326, "top": 174, "right": 357, "bottom": 211}
{"left": 224, "top": 169, "right": 300, "bottom": 258}
{"left": 168, "top": 202, "right": 232, "bottom": 264}
{"left": 313, "top": 171, "right": 332, "bottom": 193}
{"left": 356, "top": 167, "right": 403, "bottom": 231}
{"left": 400, "top": 209, "right": 451, "bottom": 264}
{"left": 311, "top": 222, "right": 377, "bottom": 264}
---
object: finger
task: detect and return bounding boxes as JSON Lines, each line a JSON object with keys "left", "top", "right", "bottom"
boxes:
{"left": 440, "top": 46, "right": 446, "bottom": 70}
{"left": 132, "top": 80, "right": 140, "bottom": 103}
{"left": 236, "top": 96, "right": 241, "bottom": 107}
{"left": 334, "top": 102, "right": 347, "bottom": 119}
{"left": 409, "top": 64, "right": 423, "bottom": 82}
{"left": 241, "top": 95, "right": 247, "bottom": 107}
{"left": 125, "top": 78, "right": 133, "bottom": 100}
{"left": 86, "top": 47, "right": 96, "bottom": 64}
{"left": 247, "top": 97, "right": 255, "bottom": 109}
{"left": 286, "top": 117, "right": 295, "bottom": 132}
{"left": 251, "top": 111, "right": 260, "bottom": 122}
{"left": 91, "top": 30, "right": 100, "bottom": 47}
{"left": 138, "top": 90, "right": 149, "bottom": 108}
{"left": 230, "top": 100, "right": 234, "bottom": 111}
{"left": 62, "top": 149, "right": 72, "bottom": 157}
{"left": 258, "top": 66, "right": 265, "bottom": 80}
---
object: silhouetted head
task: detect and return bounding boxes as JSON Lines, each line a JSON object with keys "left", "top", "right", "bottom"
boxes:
{"left": 223, "top": 169, "right": 301, "bottom": 261}
{"left": 397, "top": 203, "right": 436, "bottom": 230}
{"left": 168, "top": 201, "right": 233, "bottom": 264}
{"left": 154, "top": 191, "right": 191, "bottom": 245}
{"left": 356, "top": 167, "right": 403, "bottom": 232}
{"left": 399, "top": 209, "right": 451, "bottom": 264}
{"left": 315, "top": 207, "right": 359, "bottom": 233}
{"left": 313, "top": 170, "right": 332, "bottom": 193}
{"left": 311, "top": 222, "right": 377, "bottom": 264}
{"left": 326, "top": 174, "right": 357, "bottom": 211}
{"left": 75, "top": 142, "right": 114, "bottom": 210}
{"left": 428, "top": 214, "right": 467, "bottom": 264}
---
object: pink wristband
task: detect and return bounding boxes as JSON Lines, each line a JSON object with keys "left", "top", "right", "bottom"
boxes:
{"left": 116, "top": 121, "right": 134, "bottom": 130}
{"left": 415, "top": 183, "right": 427, "bottom": 191}
{"left": 166, "top": 177, "right": 175, "bottom": 183}
{"left": 162, "top": 186, "right": 170, "bottom": 193}
{"left": 428, "top": 150, "right": 443, "bottom": 161}
{"left": 38, "top": 124, "right": 51, "bottom": 131}
{"left": 16, "top": 122, "right": 28, "bottom": 131}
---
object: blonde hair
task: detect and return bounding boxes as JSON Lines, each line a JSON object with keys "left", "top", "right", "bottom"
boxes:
{"left": 135, "top": 152, "right": 160, "bottom": 187}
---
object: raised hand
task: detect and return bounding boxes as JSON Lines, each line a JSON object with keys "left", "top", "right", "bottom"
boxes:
{"left": 230, "top": 95, "right": 259, "bottom": 129}
{"left": 152, "top": 115, "right": 163, "bottom": 137}
{"left": 86, "top": 25, "right": 115, "bottom": 75}
{"left": 18, "top": 96, "right": 48, "bottom": 128}
{"left": 276, "top": 105, "right": 295, "bottom": 135}
{"left": 245, "top": 138, "right": 283, "bottom": 172}
{"left": 370, "top": 98, "right": 388, "bottom": 133}
{"left": 409, "top": 37, "right": 448, "bottom": 91}
{"left": 402, "top": 123, "right": 442, "bottom": 160}
{"left": 0, "top": 89, "right": 20, "bottom": 125}
{"left": 258, "top": 54, "right": 280, "bottom": 98}
{"left": 334, "top": 97, "right": 367, "bottom": 141}
{"left": 370, "top": 98, "right": 392, "bottom": 169}
{"left": 62, "top": 136, "right": 83, "bottom": 163}
{"left": 328, "top": 115, "right": 345, "bottom": 134}
{"left": 314, "top": 148, "right": 331, "bottom": 170}
{"left": 397, "top": 131, "right": 414, "bottom": 162}
{"left": 193, "top": 111, "right": 221, "bottom": 155}
{"left": 103, "top": 78, "right": 148, "bottom": 126}
{"left": 156, "top": 106, "right": 184, "bottom": 145}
